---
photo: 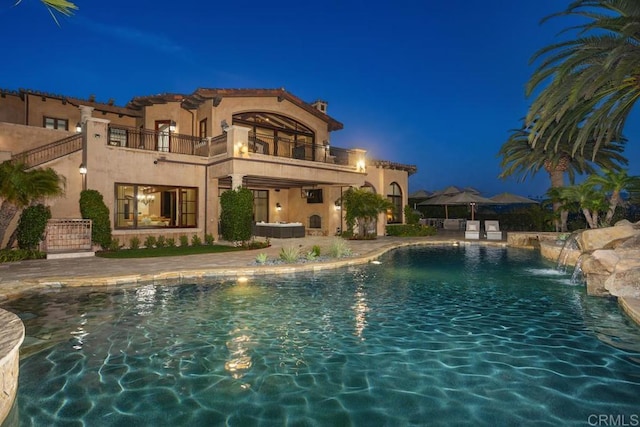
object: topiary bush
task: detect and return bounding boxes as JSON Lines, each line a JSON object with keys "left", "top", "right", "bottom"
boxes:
{"left": 220, "top": 187, "right": 253, "bottom": 243}
{"left": 17, "top": 204, "right": 51, "bottom": 250}
{"left": 79, "top": 189, "right": 112, "bottom": 249}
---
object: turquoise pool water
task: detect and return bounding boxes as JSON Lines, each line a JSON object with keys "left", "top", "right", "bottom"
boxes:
{"left": 3, "top": 245, "right": 640, "bottom": 426}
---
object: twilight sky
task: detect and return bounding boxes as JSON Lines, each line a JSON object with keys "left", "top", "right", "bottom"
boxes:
{"left": 2, "top": 0, "right": 639, "bottom": 198}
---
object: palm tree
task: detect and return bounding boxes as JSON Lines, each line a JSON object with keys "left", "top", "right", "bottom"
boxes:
{"left": 15, "top": 0, "right": 78, "bottom": 24}
{"left": 341, "top": 187, "right": 393, "bottom": 238}
{"left": 557, "top": 182, "right": 608, "bottom": 229}
{"left": 498, "top": 123, "right": 627, "bottom": 231}
{"left": 0, "top": 161, "right": 65, "bottom": 248}
{"left": 586, "top": 169, "right": 640, "bottom": 226}
{"left": 525, "top": 0, "right": 640, "bottom": 158}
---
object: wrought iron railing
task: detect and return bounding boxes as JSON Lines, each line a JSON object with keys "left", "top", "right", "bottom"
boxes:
{"left": 107, "top": 125, "right": 207, "bottom": 156}
{"left": 11, "top": 133, "right": 83, "bottom": 168}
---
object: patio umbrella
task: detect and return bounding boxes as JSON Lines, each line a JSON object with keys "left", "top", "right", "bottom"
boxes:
{"left": 441, "top": 191, "right": 495, "bottom": 220}
{"left": 489, "top": 192, "right": 539, "bottom": 205}
{"left": 417, "top": 193, "right": 455, "bottom": 218}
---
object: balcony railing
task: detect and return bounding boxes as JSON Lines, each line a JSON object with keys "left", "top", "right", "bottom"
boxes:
{"left": 12, "top": 133, "right": 83, "bottom": 168}
{"left": 107, "top": 126, "right": 207, "bottom": 156}
{"left": 105, "top": 126, "right": 364, "bottom": 168}
{"left": 248, "top": 132, "right": 361, "bottom": 166}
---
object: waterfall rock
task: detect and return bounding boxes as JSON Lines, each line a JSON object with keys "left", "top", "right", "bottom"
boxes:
{"left": 578, "top": 222, "right": 639, "bottom": 252}
{"left": 578, "top": 221, "right": 640, "bottom": 297}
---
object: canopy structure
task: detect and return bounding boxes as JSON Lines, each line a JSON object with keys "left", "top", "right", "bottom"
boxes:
{"left": 489, "top": 193, "right": 539, "bottom": 205}
{"left": 442, "top": 191, "right": 495, "bottom": 220}
{"left": 418, "top": 191, "right": 494, "bottom": 220}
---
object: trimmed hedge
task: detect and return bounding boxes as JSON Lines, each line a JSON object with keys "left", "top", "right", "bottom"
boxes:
{"left": 386, "top": 224, "right": 436, "bottom": 237}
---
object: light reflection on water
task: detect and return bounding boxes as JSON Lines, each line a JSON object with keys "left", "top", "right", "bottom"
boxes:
{"left": 2, "top": 245, "right": 640, "bottom": 426}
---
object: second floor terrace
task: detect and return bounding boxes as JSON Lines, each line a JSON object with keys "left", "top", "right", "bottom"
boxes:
{"left": 105, "top": 125, "right": 367, "bottom": 170}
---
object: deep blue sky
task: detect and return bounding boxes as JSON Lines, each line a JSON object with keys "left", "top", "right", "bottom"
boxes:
{"left": 3, "top": 1, "right": 639, "bottom": 198}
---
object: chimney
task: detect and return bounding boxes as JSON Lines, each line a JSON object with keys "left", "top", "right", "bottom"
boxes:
{"left": 311, "top": 99, "right": 328, "bottom": 114}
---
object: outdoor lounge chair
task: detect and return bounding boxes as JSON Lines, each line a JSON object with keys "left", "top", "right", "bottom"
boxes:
{"left": 485, "top": 220, "right": 502, "bottom": 240}
{"left": 465, "top": 220, "right": 480, "bottom": 239}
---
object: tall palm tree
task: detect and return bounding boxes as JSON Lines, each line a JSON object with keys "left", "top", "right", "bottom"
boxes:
{"left": 586, "top": 169, "right": 640, "bottom": 226}
{"left": 0, "top": 161, "right": 65, "bottom": 248}
{"left": 498, "top": 123, "right": 627, "bottom": 231}
{"left": 525, "top": 0, "right": 640, "bottom": 158}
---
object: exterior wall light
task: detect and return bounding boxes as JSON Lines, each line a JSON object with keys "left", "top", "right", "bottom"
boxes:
{"left": 356, "top": 159, "right": 366, "bottom": 172}
{"left": 276, "top": 202, "right": 282, "bottom": 211}
{"left": 79, "top": 163, "right": 87, "bottom": 190}
{"left": 75, "top": 122, "right": 82, "bottom": 133}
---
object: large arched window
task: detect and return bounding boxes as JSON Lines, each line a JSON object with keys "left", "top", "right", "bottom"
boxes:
{"left": 233, "top": 112, "right": 316, "bottom": 160}
{"left": 387, "top": 182, "right": 403, "bottom": 224}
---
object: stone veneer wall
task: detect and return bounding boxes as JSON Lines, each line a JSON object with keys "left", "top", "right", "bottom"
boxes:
{"left": 0, "top": 309, "right": 24, "bottom": 425}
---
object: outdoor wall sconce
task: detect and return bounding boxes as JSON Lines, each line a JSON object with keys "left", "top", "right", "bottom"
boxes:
{"left": 75, "top": 122, "right": 82, "bottom": 133}
{"left": 221, "top": 119, "right": 230, "bottom": 132}
{"left": 334, "top": 200, "right": 341, "bottom": 211}
{"left": 79, "top": 163, "right": 87, "bottom": 191}
{"left": 356, "top": 159, "right": 366, "bottom": 172}
{"left": 169, "top": 121, "right": 176, "bottom": 132}
{"left": 276, "top": 202, "right": 282, "bottom": 212}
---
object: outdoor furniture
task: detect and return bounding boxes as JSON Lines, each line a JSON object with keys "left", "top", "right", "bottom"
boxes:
{"left": 444, "top": 218, "right": 465, "bottom": 230}
{"left": 465, "top": 220, "right": 480, "bottom": 239}
{"left": 485, "top": 220, "right": 502, "bottom": 240}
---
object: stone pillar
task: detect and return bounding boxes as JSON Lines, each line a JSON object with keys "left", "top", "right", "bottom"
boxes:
{"left": 225, "top": 126, "right": 250, "bottom": 157}
{"left": 230, "top": 174, "right": 244, "bottom": 190}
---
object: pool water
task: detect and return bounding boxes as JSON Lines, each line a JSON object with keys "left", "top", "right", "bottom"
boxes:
{"left": 3, "top": 245, "right": 640, "bottom": 426}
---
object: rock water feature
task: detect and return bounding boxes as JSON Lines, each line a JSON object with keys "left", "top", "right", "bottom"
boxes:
{"left": 542, "top": 220, "right": 640, "bottom": 298}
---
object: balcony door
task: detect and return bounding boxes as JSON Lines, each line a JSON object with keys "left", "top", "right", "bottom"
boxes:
{"left": 155, "top": 120, "right": 171, "bottom": 152}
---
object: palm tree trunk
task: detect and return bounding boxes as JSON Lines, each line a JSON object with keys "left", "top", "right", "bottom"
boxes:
{"left": 0, "top": 200, "right": 19, "bottom": 248}
{"left": 603, "top": 190, "right": 621, "bottom": 226}
{"left": 549, "top": 169, "right": 567, "bottom": 232}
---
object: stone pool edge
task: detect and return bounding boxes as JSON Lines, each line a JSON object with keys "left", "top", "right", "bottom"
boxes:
{"left": 0, "top": 309, "right": 24, "bottom": 425}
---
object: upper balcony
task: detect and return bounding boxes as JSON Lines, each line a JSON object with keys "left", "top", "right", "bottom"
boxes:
{"left": 106, "top": 125, "right": 366, "bottom": 170}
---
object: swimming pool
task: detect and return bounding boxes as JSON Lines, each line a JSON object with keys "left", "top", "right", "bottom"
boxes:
{"left": 3, "top": 245, "right": 640, "bottom": 426}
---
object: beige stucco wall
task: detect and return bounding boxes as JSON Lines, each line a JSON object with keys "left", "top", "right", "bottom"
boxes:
{"left": 0, "top": 122, "right": 75, "bottom": 154}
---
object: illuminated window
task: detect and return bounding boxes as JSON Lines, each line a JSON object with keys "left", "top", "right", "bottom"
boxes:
{"left": 114, "top": 183, "right": 198, "bottom": 229}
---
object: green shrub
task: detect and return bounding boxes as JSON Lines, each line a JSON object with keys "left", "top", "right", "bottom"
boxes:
{"left": 404, "top": 205, "right": 421, "bottom": 225}
{"left": 79, "top": 189, "right": 112, "bottom": 249}
{"left": 107, "top": 240, "right": 121, "bottom": 251}
{"left": 205, "top": 233, "right": 215, "bottom": 245}
{"left": 243, "top": 239, "right": 270, "bottom": 249}
{"left": 17, "top": 204, "right": 51, "bottom": 250}
{"left": 328, "top": 239, "right": 352, "bottom": 258}
{"left": 385, "top": 224, "right": 436, "bottom": 237}
{"left": 129, "top": 236, "right": 141, "bottom": 250}
{"left": 0, "top": 248, "right": 46, "bottom": 263}
{"left": 191, "top": 234, "right": 202, "bottom": 246}
{"left": 220, "top": 187, "right": 253, "bottom": 242}
{"left": 166, "top": 237, "right": 176, "bottom": 247}
{"left": 305, "top": 251, "right": 317, "bottom": 261}
{"left": 255, "top": 253, "right": 268, "bottom": 265}
{"left": 156, "top": 235, "right": 166, "bottom": 248}
{"left": 179, "top": 235, "right": 189, "bottom": 247}
{"left": 311, "top": 245, "right": 321, "bottom": 257}
{"left": 279, "top": 246, "right": 300, "bottom": 263}
{"left": 144, "top": 235, "right": 157, "bottom": 249}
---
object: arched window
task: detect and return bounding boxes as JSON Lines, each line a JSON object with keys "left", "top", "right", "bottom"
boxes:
{"left": 387, "top": 182, "right": 402, "bottom": 224}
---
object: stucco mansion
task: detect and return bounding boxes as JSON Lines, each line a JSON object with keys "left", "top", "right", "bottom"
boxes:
{"left": 0, "top": 87, "right": 416, "bottom": 247}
